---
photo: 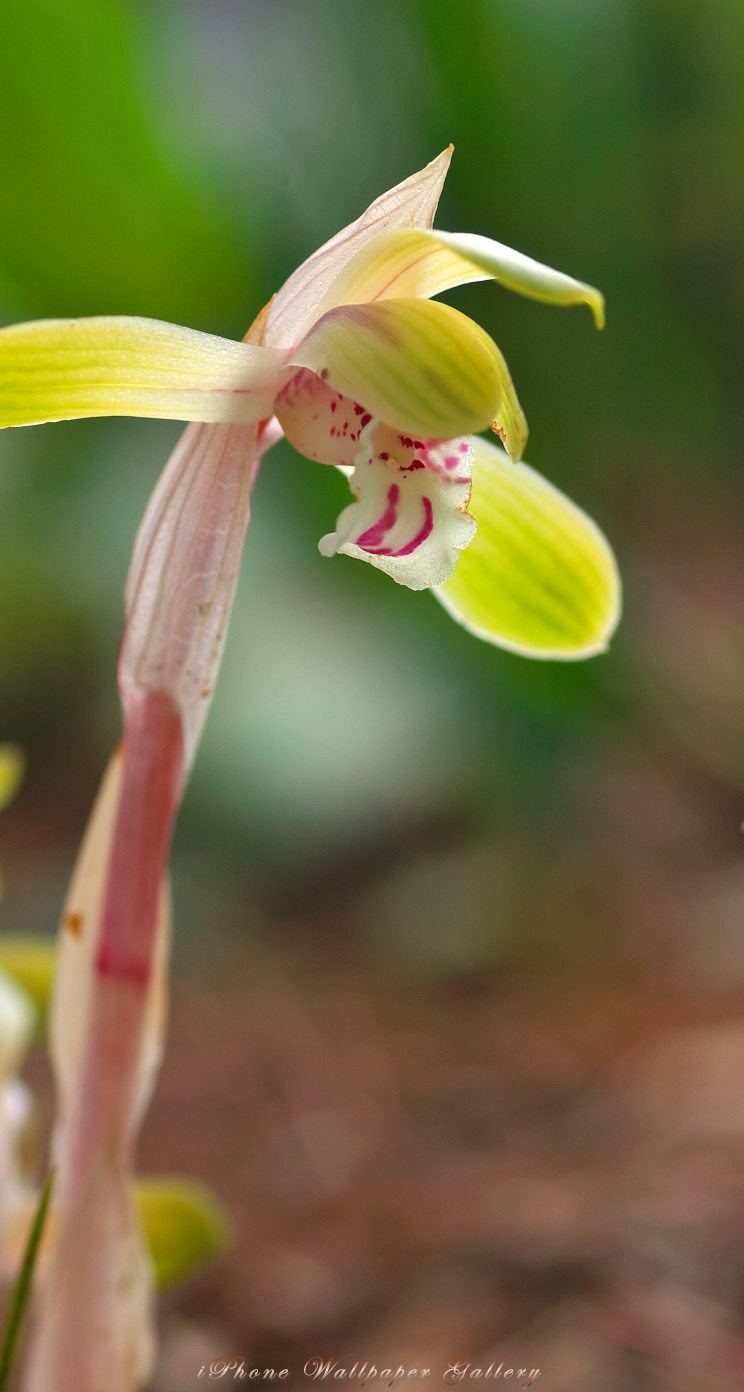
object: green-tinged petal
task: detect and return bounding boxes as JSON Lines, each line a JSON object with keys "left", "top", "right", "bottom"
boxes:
{"left": 436, "top": 436, "right": 621, "bottom": 659}
{"left": 135, "top": 1177, "right": 232, "bottom": 1289}
{"left": 488, "top": 343, "right": 528, "bottom": 462}
{"left": 316, "top": 227, "right": 605, "bottom": 328}
{"left": 290, "top": 298, "right": 506, "bottom": 440}
{"left": 0, "top": 317, "right": 286, "bottom": 427}
{"left": 0, "top": 938, "right": 55, "bottom": 1023}
{"left": 0, "top": 745, "right": 23, "bottom": 815}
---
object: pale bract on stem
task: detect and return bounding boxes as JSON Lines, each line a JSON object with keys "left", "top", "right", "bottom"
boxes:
{"left": 0, "top": 148, "right": 620, "bottom": 1392}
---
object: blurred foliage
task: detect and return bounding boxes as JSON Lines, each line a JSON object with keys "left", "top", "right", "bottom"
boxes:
{"left": 0, "top": 749, "right": 23, "bottom": 818}
{"left": 135, "top": 1176, "right": 232, "bottom": 1290}
{"left": 0, "top": 0, "right": 245, "bottom": 323}
{"left": 0, "top": 938, "right": 54, "bottom": 1026}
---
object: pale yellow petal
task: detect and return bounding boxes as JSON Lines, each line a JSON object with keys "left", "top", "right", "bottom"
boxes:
{"left": 314, "top": 227, "right": 605, "bottom": 328}
{"left": 487, "top": 341, "right": 528, "bottom": 463}
{"left": 0, "top": 317, "right": 285, "bottom": 428}
{"left": 290, "top": 298, "right": 506, "bottom": 440}
{"left": 436, "top": 436, "right": 621, "bottom": 658}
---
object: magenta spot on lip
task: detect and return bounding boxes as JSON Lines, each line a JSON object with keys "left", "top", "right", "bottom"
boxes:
{"left": 444, "top": 455, "right": 458, "bottom": 468}
{"left": 356, "top": 484, "right": 400, "bottom": 550}
{"left": 354, "top": 403, "right": 365, "bottom": 416}
{"left": 360, "top": 412, "right": 372, "bottom": 428}
{"left": 459, "top": 441, "right": 469, "bottom": 453}
{"left": 379, "top": 451, "right": 390, "bottom": 462}
{"left": 330, "top": 401, "right": 337, "bottom": 413}
{"left": 366, "top": 497, "right": 434, "bottom": 557}
{"left": 400, "top": 460, "right": 425, "bottom": 472}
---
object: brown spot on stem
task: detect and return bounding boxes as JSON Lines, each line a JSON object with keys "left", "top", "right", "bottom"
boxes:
{"left": 64, "top": 911, "right": 83, "bottom": 937}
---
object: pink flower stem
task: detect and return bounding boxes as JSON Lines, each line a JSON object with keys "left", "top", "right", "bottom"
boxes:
{"left": 27, "top": 418, "right": 268, "bottom": 1391}
{"left": 58, "top": 691, "right": 183, "bottom": 1195}
{"left": 96, "top": 693, "right": 183, "bottom": 985}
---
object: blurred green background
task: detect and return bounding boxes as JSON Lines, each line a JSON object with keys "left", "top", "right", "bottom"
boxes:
{"left": 2, "top": 1, "right": 744, "bottom": 1386}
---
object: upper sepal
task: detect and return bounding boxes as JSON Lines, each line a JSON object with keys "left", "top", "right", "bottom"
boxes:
{"left": 265, "top": 148, "right": 453, "bottom": 349}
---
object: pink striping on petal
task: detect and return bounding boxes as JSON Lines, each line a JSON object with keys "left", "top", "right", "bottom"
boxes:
{"left": 356, "top": 483, "right": 400, "bottom": 549}
{"left": 366, "top": 496, "right": 434, "bottom": 556}
{"left": 392, "top": 495, "right": 434, "bottom": 555}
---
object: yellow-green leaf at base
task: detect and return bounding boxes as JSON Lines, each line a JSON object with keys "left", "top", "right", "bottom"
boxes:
{"left": 291, "top": 298, "right": 508, "bottom": 440}
{"left": 135, "top": 1176, "right": 232, "bottom": 1289}
{"left": 435, "top": 437, "right": 621, "bottom": 659}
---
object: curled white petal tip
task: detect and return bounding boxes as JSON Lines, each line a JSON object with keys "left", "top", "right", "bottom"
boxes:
{"left": 318, "top": 532, "right": 340, "bottom": 559}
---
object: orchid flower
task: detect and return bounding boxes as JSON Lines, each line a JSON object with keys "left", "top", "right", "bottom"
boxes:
{"left": 0, "top": 149, "right": 619, "bottom": 1392}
